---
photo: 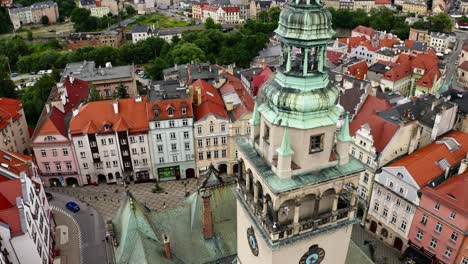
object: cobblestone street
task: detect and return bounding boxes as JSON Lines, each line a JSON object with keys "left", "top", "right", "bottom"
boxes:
{"left": 52, "top": 208, "right": 81, "bottom": 264}
{"left": 48, "top": 179, "right": 199, "bottom": 221}
{"left": 351, "top": 224, "right": 402, "bottom": 264}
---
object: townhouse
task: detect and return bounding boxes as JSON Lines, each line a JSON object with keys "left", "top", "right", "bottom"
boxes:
{"left": 366, "top": 131, "right": 468, "bottom": 252}
{"left": 191, "top": 79, "right": 230, "bottom": 176}
{"left": 219, "top": 73, "right": 253, "bottom": 174}
{"left": 0, "top": 98, "right": 30, "bottom": 153}
{"left": 192, "top": 3, "right": 242, "bottom": 24}
{"left": 429, "top": 32, "right": 456, "bottom": 54}
{"left": 131, "top": 25, "right": 182, "bottom": 43}
{"left": 69, "top": 97, "right": 152, "bottom": 184}
{"left": 9, "top": 1, "right": 59, "bottom": 30}
{"left": 407, "top": 164, "right": 467, "bottom": 264}
{"left": 61, "top": 61, "right": 138, "bottom": 99}
{"left": 0, "top": 150, "right": 53, "bottom": 264}
{"left": 31, "top": 77, "right": 89, "bottom": 187}
{"left": 147, "top": 98, "right": 196, "bottom": 180}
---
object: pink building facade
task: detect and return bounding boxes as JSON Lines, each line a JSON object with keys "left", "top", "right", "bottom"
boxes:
{"left": 408, "top": 163, "right": 468, "bottom": 264}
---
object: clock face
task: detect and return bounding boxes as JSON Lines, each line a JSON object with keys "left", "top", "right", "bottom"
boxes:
{"left": 247, "top": 226, "right": 259, "bottom": 256}
{"left": 299, "top": 245, "right": 325, "bottom": 264}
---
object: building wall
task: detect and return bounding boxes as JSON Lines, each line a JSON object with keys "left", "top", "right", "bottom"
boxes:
{"left": 128, "top": 134, "right": 152, "bottom": 180}
{"left": 0, "top": 175, "right": 52, "bottom": 264}
{"left": 353, "top": 0, "right": 374, "bottom": 11}
{"left": 228, "top": 115, "right": 251, "bottom": 173}
{"left": 455, "top": 236, "right": 468, "bottom": 264}
{"left": 8, "top": 9, "right": 33, "bottom": 29}
{"left": 149, "top": 117, "right": 196, "bottom": 181}
{"left": 31, "top": 4, "right": 59, "bottom": 24}
{"left": 90, "top": 6, "right": 110, "bottom": 17}
{"left": 409, "top": 28, "right": 429, "bottom": 42}
{"left": 351, "top": 46, "right": 375, "bottom": 64}
{"left": 32, "top": 134, "right": 80, "bottom": 186}
{"left": 402, "top": 2, "right": 427, "bottom": 15}
{"left": 408, "top": 192, "right": 467, "bottom": 264}
{"left": 93, "top": 78, "right": 137, "bottom": 99}
{"left": 194, "top": 114, "right": 230, "bottom": 176}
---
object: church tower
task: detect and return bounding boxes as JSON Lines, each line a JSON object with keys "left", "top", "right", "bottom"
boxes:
{"left": 235, "top": 0, "right": 365, "bottom": 263}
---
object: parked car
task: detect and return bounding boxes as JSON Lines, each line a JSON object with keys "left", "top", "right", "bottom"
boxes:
{"left": 38, "top": 70, "right": 46, "bottom": 75}
{"left": 46, "top": 69, "right": 52, "bottom": 74}
{"left": 66, "top": 201, "right": 80, "bottom": 213}
{"left": 11, "top": 72, "right": 18, "bottom": 77}
{"left": 25, "top": 82, "right": 36, "bottom": 87}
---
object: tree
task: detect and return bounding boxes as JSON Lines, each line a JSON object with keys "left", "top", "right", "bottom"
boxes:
{"left": 41, "top": 15, "right": 49, "bottom": 25}
{"left": 125, "top": 5, "right": 136, "bottom": 16}
{"left": 56, "top": 0, "right": 76, "bottom": 20}
{"left": 0, "top": 56, "right": 18, "bottom": 98}
{"left": 27, "top": 30, "right": 33, "bottom": 41}
{"left": 88, "top": 85, "right": 103, "bottom": 102}
{"left": 115, "top": 83, "right": 129, "bottom": 99}
{"left": 204, "top": 17, "right": 222, "bottom": 30}
{"left": 146, "top": 57, "right": 168, "bottom": 80}
{"left": 168, "top": 42, "right": 206, "bottom": 64}
{"left": 428, "top": 13, "right": 453, "bottom": 33}
{"left": 21, "top": 75, "right": 55, "bottom": 126}
{"left": 0, "top": 7, "right": 13, "bottom": 34}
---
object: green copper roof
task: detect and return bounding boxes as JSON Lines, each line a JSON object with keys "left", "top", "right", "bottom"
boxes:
{"left": 113, "top": 183, "right": 237, "bottom": 264}
{"left": 337, "top": 112, "right": 352, "bottom": 142}
{"left": 275, "top": 1, "right": 335, "bottom": 46}
{"left": 250, "top": 97, "right": 260, "bottom": 126}
{"left": 237, "top": 137, "right": 364, "bottom": 193}
{"left": 276, "top": 127, "right": 294, "bottom": 156}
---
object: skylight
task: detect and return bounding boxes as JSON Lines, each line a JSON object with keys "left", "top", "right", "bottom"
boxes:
{"left": 436, "top": 137, "right": 461, "bottom": 151}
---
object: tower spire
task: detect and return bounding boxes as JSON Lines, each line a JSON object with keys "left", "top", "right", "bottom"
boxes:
{"left": 250, "top": 97, "right": 260, "bottom": 126}
{"left": 276, "top": 127, "right": 294, "bottom": 156}
{"left": 337, "top": 112, "right": 352, "bottom": 142}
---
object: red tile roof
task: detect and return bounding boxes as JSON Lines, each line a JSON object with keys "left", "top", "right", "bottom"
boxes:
{"left": 327, "top": 50, "right": 346, "bottom": 65}
{"left": 416, "top": 66, "right": 440, "bottom": 88}
{"left": 220, "top": 74, "right": 254, "bottom": 121}
{"left": 222, "top": 6, "right": 239, "bottom": 12}
{"left": 390, "top": 131, "right": 468, "bottom": 187}
{"left": 360, "top": 40, "right": 381, "bottom": 52}
{"left": 0, "top": 179, "right": 23, "bottom": 236}
{"left": 36, "top": 107, "right": 67, "bottom": 136}
{"left": 147, "top": 98, "right": 193, "bottom": 121}
{"left": 422, "top": 172, "right": 468, "bottom": 212}
{"left": 192, "top": 79, "right": 227, "bottom": 121}
{"left": 0, "top": 150, "right": 32, "bottom": 177}
{"left": 62, "top": 77, "right": 90, "bottom": 113}
{"left": 0, "top": 98, "right": 23, "bottom": 130}
{"left": 350, "top": 95, "right": 397, "bottom": 152}
{"left": 458, "top": 61, "right": 468, "bottom": 72}
{"left": 463, "top": 44, "right": 468, "bottom": 52}
{"left": 352, "top": 26, "right": 377, "bottom": 38}
{"left": 70, "top": 97, "right": 149, "bottom": 135}
{"left": 338, "top": 35, "right": 367, "bottom": 52}
{"left": 346, "top": 60, "right": 368, "bottom": 80}
{"left": 375, "top": 0, "right": 391, "bottom": 4}
{"left": 384, "top": 60, "right": 412, "bottom": 81}
{"left": 379, "top": 37, "right": 400, "bottom": 48}
{"left": 251, "top": 66, "right": 272, "bottom": 97}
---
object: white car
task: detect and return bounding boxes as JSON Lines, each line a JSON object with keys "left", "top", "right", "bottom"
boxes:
{"left": 38, "top": 70, "right": 45, "bottom": 75}
{"left": 25, "top": 82, "right": 36, "bottom": 87}
{"left": 46, "top": 69, "right": 52, "bottom": 74}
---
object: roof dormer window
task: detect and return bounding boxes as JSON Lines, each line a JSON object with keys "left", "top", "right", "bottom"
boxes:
{"left": 182, "top": 107, "right": 187, "bottom": 115}
{"left": 154, "top": 109, "right": 159, "bottom": 117}
{"left": 104, "top": 124, "right": 111, "bottom": 131}
{"left": 168, "top": 107, "right": 174, "bottom": 116}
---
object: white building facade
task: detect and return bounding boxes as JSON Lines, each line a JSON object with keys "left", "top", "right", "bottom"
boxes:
{"left": 147, "top": 98, "right": 197, "bottom": 180}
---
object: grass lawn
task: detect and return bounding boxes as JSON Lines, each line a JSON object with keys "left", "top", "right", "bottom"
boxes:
{"left": 130, "top": 13, "right": 191, "bottom": 28}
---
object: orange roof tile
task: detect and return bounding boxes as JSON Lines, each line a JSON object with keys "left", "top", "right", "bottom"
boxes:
{"left": 36, "top": 107, "right": 67, "bottom": 136}
{"left": 70, "top": 97, "right": 149, "bottom": 135}
{"left": 147, "top": 98, "right": 193, "bottom": 120}
{"left": 0, "top": 150, "right": 32, "bottom": 177}
{"left": 422, "top": 172, "right": 468, "bottom": 212}
{"left": 338, "top": 35, "right": 367, "bottom": 52}
{"left": 0, "top": 98, "right": 22, "bottom": 130}
{"left": 350, "top": 95, "right": 397, "bottom": 152}
{"left": 352, "top": 26, "right": 377, "bottom": 38}
{"left": 390, "top": 131, "right": 468, "bottom": 187}
{"left": 192, "top": 80, "right": 228, "bottom": 121}
{"left": 384, "top": 60, "right": 412, "bottom": 81}
{"left": 346, "top": 60, "right": 368, "bottom": 80}
{"left": 0, "top": 179, "right": 23, "bottom": 236}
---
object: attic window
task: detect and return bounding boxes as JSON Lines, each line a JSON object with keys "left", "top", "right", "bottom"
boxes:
{"left": 182, "top": 107, "right": 187, "bottom": 115}
{"left": 168, "top": 108, "right": 174, "bottom": 116}
{"left": 436, "top": 138, "right": 461, "bottom": 152}
{"left": 397, "top": 172, "right": 404, "bottom": 178}
{"left": 154, "top": 109, "right": 159, "bottom": 117}
{"left": 104, "top": 124, "right": 111, "bottom": 131}
{"left": 44, "top": 136, "right": 57, "bottom": 141}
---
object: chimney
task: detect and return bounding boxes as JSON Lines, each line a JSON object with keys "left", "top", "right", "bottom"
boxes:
{"left": 45, "top": 103, "right": 51, "bottom": 113}
{"left": 196, "top": 86, "right": 202, "bottom": 106}
{"left": 202, "top": 190, "right": 214, "bottom": 239}
{"left": 459, "top": 157, "right": 468, "bottom": 175}
{"left": 174, "top": 63, "right": 178, "bottom": 70}
{"left": 163, "top": 235, "right": 172, "bottom": 259}
{"left": 72, "top": 107, "right": 79, "bottom": 117}
{"left": 335, "top": 74, "right": 343, "bottom": 83}
{"left": 112, "top": 100, "right": 119, "bottom": 114}
{"left": 226, "top": 101, "right": 233, "bottom": 111}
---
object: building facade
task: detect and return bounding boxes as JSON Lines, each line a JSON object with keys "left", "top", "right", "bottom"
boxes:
{"left": 0, "top": 150, "right": 53, "bottom": 264}
{"left": 69, "top": 97, "right": 153, "bottom": 184}
{"left": 236, "top": 1, "right": 364, "bottom": 264}
{"left": 147, "top": 98, "right": 197, "bottom": 180}
{"left": 366, "top": 132, "right": 468, "bottom": 252}
{"left": 193, "top": 3, "right": 242, "bottom": 24}
{"left": 407, "top": 164, "right": 467, "bottom": 264}
{"left": 9, "top": 1, "right": 59, "bottom": 29}
{"left": 0, "top": 98, "right": 30, "bottom": 153}
{"left": 62, "top": 61, "right": 137, "bottom": 99}
{"left": 191, "top": 79, "right": 230, "bottom": 176}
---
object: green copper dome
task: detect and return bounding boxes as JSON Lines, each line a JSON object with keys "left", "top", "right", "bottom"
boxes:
{"left": 275, "top": 0, "right": 335, "bottom": 46}
{"left": 258, "top": 0, "right": 341, "bottom": 129}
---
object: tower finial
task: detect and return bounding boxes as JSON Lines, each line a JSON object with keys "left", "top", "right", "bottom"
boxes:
{"left": 277, "top": 127, "right": 294, "bottom": 156}
{"left": 337, "top": 112, "right": 352, "bottom": 142}
{"left": 250, "top": 97, "right": 260, "bottom": 126}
